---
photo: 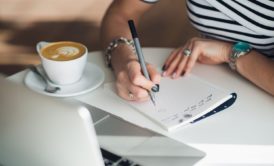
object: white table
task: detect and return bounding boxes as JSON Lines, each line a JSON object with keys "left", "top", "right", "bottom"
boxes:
{"left": 9, "top": 48, "right": 274, "bottom": 165}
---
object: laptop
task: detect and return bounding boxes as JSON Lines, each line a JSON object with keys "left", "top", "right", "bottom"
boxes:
{"left": 0, "top": 76, "right": 205, "bottom": 166}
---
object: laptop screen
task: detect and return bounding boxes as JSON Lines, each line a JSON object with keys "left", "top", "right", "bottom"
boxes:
{"left": 0, "top": 77, "right": 104, "bottom": 166}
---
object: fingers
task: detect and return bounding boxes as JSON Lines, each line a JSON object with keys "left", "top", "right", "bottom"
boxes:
{"left": 174, "top": 41, "right": 200, "bottom": 77}
{"left": 115, "top": 60, "right": 160, "bottom": 102}
{"left": 163, "top": 49, "right": 179, "bottom": 70}
{"left": 172, "top": 41, "right": 194, "bottom": 78}
{"left": 184, "top": 47, "right": 200, "bottom": 75}
{"left": 128, "top": 61, "right": 158, "bottom": 90}
{"left": 147, "top": 64, "right": 161, "bottom": 84}
{"left": 116, "top": 70, "right": 149, "bottom": 101}
{"left": 163, "top": 38, "right": 200, "bottom": 78}
{"left": 162, "top": 47, "right": 184, "bottom": 77}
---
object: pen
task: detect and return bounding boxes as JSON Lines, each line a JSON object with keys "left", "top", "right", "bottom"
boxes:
{"left": 128, "top": 19, "right": 157, "bottom": 106}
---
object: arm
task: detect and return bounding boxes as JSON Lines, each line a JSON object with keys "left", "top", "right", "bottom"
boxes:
{"left": 163, "top": 37, "right": 274, "bottom": 96}
{"left": 236, "top": 50, "right": 274, "bottom": 96}
{"left": 101, "top": 0, "right": 152, "bottom": 49}
{"left": 100, "top": 0, "right": 161, "bottom": 101}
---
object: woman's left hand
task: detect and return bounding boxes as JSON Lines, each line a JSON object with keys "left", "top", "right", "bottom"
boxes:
{"left": 162, "top": 37, "right": 232, "bottom": 78}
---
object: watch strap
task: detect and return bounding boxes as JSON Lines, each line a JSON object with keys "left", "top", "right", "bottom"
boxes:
{"left": 228, "top": 42, "right": 251, "bottom": 71}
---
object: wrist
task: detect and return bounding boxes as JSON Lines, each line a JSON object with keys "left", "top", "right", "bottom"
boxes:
{"left": 228, "top": 42, "right": 252, "bottom": 71}
{"left": 111, "top": 44, "right": 137, "bottom": 72}
{"left": 223, "top": 42, "right": 233, "bottom": 63}
{"left": 104, "top": 37, "right": 135, "bottom": 68}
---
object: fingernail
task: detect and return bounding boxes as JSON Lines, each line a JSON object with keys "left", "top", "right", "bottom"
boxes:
{"left": 162, "top": 65, "right": 166, "bottom": 71}
{"left": 151, "top": 84, "right": 160, "bottom": 92}
{"left": 172, "top": 72, "right": 177, "bottom": 79}
{"left": 184, "top": 70, "right": 190, "bottom": 76}
{"left": 156, "top": 84, "right": 160, "bottom": 91}
{"left": 162, "top": 71, "right": 167, "bottom": 77}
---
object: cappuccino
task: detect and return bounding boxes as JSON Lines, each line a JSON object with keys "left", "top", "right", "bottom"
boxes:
{"left": 37, "top": 41, "right": 88, "bottom": 85}
{"left": 41, "top": 41, "right": 86, "bottom": 61}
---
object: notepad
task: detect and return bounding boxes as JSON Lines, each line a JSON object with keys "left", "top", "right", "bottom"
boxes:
{"left": 104, "top": 74, "right": 234, "bottom": 132}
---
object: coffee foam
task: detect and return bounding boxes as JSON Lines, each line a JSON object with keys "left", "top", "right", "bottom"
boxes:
{"left": 51, "top": 46, "right": 80, "bottom": 59}
{"left": 41, "top": 42, "right": 86, "bottom": 61}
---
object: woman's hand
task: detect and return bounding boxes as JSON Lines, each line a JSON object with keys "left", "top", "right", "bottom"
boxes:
{"left": 162, "top": 37, "right": 232, "bottom": 78}
{"left": 112, "top": 45, "right": 161, "bottom": 102}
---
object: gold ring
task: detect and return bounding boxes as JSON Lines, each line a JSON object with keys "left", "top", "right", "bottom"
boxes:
{"left": 183, "top": 48, "right": 191, "bottom": 57}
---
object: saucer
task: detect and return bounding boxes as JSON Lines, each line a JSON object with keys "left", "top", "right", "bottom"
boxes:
{"left": 24, "top": 63, "right": 105, "bottom": 97}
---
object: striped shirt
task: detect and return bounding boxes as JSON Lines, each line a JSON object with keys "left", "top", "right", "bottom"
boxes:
{"left": 142, "top": 0, "right": 274, "bottom": 58}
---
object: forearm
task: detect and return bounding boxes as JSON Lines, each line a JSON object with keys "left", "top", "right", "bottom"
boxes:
{"left": 100, "top": 0, "right": 151, "bottom": 51}
{"left": 100, "top": 0, "right": 153, "bottom": 73}
{"left": 236, "top": 51, "right": 274, "bottom": 96}
{"left": 100, "top": 8, "right": 133, "bottom": 49}
{"left": 101, "top": 8, "right": 137, "bottom": 73}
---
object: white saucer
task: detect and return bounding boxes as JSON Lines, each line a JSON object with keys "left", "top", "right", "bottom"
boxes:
{"left": 24, "top": 63, "right": 105, "bottom": 97}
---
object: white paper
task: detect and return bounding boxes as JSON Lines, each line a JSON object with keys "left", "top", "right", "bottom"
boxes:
{"left": 104, "top": 74, "right": 232, "bottom": 132}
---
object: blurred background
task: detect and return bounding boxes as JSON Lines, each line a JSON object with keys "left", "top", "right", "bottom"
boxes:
{"left": 0, "top": 0, "right": 198, "bottom": 76}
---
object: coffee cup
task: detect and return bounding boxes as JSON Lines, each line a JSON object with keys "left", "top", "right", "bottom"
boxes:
{"left": 36, "top": 41, "right": 87, "bottom": 85}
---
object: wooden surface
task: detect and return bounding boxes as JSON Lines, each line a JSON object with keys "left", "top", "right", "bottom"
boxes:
{"left": 0, "top": 0, "right": 198, "bottom": 76}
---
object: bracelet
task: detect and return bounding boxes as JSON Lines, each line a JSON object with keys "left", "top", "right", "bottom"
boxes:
{"left": 228, "top": 42, "right": 251, "bottom": 71}
{"left": 104, "top": 37, "right": 135, "bottom": 68}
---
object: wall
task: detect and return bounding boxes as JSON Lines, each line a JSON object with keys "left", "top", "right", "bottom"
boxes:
{"left": 0, "top": 0, "right": 198, "bottom": 75}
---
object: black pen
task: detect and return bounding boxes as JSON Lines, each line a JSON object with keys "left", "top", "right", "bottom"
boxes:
{"left": 128, "top": 20, "right": 157, "bottom": 106}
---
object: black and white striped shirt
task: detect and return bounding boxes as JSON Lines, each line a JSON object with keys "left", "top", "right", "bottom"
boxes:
{"left": 142, "top": 0, "right": 274, "bottom": 58}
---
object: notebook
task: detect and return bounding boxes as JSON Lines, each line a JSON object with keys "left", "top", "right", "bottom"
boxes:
{"left": 104, "top": 74, "right": 236, "bottom": 132}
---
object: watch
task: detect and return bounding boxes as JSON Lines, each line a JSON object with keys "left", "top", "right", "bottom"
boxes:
{"left": 228, "top": 42, "right": 252, "bottom": 70}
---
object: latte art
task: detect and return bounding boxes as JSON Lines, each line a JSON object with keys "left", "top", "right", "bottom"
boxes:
{"left": 41, "top": 41, "right": 86, "bottom": 61}
{"left": 51, "top": 46, "right": 80, "bottom": 59}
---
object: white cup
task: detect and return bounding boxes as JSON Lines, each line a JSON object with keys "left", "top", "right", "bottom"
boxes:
{"left": 36, "top": 41, "right": 87, "bottom": 85}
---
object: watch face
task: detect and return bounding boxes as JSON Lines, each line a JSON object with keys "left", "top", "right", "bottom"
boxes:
{"left": 234, "top": 42, "right": 251, "bottom": 52}
{"left": 230, "top": 42, "right": 252, "bottom": 70}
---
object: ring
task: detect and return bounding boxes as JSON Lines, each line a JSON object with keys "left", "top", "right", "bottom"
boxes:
{"left": 183, "top": 48, "right": 192, "bottom": 57}
{"left": 128, "top": 92, "right": 134, "bottom": 99}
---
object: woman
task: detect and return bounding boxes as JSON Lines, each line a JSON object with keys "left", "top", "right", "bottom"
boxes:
{"left": 100, "top": 0, "right": 274, "bottom": 101}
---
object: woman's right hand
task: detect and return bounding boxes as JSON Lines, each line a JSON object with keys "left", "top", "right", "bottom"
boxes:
{"left": 111, "top": 45, "right": 161, "bottom": 102}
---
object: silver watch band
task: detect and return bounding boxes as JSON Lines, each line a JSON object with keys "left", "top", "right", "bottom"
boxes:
{"left": 228, "top": 50, "right": 239, "bottom": 70}
{"left": 228, "top": 42, "right": 251, "bottom": 71}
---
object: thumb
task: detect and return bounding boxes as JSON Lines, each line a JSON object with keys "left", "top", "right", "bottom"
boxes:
{"left": 127, "top": 61, "right": 157, "bottom": 91}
